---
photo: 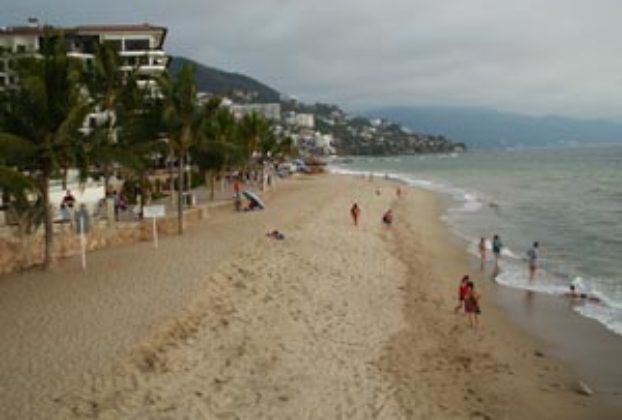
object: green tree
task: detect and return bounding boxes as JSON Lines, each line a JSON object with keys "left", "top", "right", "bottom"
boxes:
{"left": 115, "top": 75, "right": 167, "bottom": 214}
{"left": 238, "top": 112, "right": 274, "bottom": 189}
{"left": 193, "top": 103, "right": 244, "bottom": 200}
{"left": 0, "top": 35, "right": 90, "bottom": 268}
{"left": 85, "top": 41, "right": 126, "bottom": 196}
{"left": 158, "top": 63, "right": 205, "bottom": 234}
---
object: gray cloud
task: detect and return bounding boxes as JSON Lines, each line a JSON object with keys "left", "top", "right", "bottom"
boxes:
{"left": 3, "top": 0, "right": 622, "bottom": 119}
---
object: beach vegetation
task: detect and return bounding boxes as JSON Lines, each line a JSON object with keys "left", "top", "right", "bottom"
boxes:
{"left": 158, "top": 63, "right": 208, "bottom": 234}
{"left": 0, "top": 34, "right": 91, "bottom": 268}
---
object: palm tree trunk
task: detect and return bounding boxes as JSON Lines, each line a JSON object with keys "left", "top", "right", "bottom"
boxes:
{"left": 139, "top": 172, "right": 146, "bottom": 220}
{"left": 209, "top": 171, "right": 215, "bottom": 201}
{"left": 41, "top": 172, "right": 53, "bottom": 269}
{"left": 177, "top": 153, "right": 184, "bottom": 234}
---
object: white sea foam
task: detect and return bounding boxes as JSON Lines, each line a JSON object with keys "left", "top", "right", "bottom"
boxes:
{"left": 574, "top": 303, "right": 622, "bottom": 335}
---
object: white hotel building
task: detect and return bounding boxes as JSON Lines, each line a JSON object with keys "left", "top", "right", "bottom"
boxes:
{"left": 0, "top": 22, "right": 169, "bottom": 95}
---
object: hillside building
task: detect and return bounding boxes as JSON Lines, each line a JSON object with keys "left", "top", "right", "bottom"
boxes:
{"left": 229, "top": 103, "right": 281, "bottom": 121}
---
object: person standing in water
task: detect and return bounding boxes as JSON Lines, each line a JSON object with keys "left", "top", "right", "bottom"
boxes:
{"left": 478, "top": 238, "right": 486, "bottom": 271}
{"left": 526, "top": 241, "right": 539, "bottom": 280}
{"left": 350, "top": 203, "right": 360, "bottom": 226}
{"left": 492, "top": 234, "right": 503, "bottom": 278}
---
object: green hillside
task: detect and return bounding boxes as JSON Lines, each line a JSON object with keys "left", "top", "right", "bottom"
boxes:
{"left": 169, "top": 56, "right": 282, "bottom": 103}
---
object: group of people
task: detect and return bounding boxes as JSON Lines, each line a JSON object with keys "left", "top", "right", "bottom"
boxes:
{"left": 349, "top": 203, "right": 393, "bottom": 228}
{"left": 349, "top": 186, "right": 402, "bottom": 228}
{"left": 454, "top": 275, "right": 481, "bottom": 329}
{"left": 478, "top": 234, "right": 540, "bottom": 281}
{"left": 478, "top": 234, "right": 601, "bottom": 304}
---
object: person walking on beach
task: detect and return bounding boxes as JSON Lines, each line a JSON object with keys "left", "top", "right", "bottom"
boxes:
{"left": 492, "top": 234, "right": 503, "bottom": 278}
{"left": 526, "top": 241, "right": 539, "bottom": 280}
{"left": 464, "top": 281, "right": 481, "bottom": 329}
{"left": 350, "top": 203, "right": 360, "bottom": 226}
{"left": 479, "top": 237, "right": 486, "bottom": 271}
{"left": 396, "top": 186, "right": 402, "bottom": 198}
{"left": 454, "top": 275, "right": 470, "bottom": 313}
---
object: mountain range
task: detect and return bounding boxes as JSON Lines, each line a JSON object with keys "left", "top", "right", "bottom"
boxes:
{"left": 170, "top": 56, "right": 622, "bottom": 149}
{"left": 361, "top": 106, "right": 622, "bottom": 149}
{"left": 169, "top": 56, "right": 281, "bottom": 103}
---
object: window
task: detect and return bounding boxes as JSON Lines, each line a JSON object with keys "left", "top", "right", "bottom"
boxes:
{"left": 125, "top": 56, "right": 137, "bottom": 66}
{"left": 16, "top": 45, "right": 26, "bottom": 53}
{"left": 0, "top": 60, "right": 5, "bottom": 72}
{"left": 0, "top": 77, "right": 6, "bottom": 87}
{"left": 104, "top": 39, "right": 122, "bottom": 51}
{"left": 124, "top": 39, "right": 150, "bottom": 51}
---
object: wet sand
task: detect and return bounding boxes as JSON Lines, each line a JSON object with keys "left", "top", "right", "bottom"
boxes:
{"left": 493, "top": 286, "right": 622, "bottom": 406}
{"left": 0, "top": 175, "right": 619, "bottom": 419}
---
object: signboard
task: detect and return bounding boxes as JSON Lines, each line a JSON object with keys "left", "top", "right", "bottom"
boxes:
{"left": 143, "top": 205, "right": 165, "bottom": 249}
{"left": 143, "top": 205, "right": 165, "bottom": 218}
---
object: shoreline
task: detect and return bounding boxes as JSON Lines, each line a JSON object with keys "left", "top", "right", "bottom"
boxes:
{"left": 426, "top": 181, "right": 622, "bottom": 408}
{"left": 335, "top": 168, "right": 622, "bottom": 407}
{"left": 0, "top": 174, "right": 619, "bottom": 418}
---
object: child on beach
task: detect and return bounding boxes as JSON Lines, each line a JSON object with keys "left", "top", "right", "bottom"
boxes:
{"left": 454, "top": 275, "right": 470, "bottom": 313}
{"left": 350, "top": 203, "right": 360, "bottom": 226}
{"left": 464, "top": 281, "right": 481, "bottom": 329}
{"left": 478, "top": 238, "right": 486, "bottom": 271}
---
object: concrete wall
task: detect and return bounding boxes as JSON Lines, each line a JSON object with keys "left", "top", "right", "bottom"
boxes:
{"left": 0, "top": 203, "right": 216, "bottom": 276}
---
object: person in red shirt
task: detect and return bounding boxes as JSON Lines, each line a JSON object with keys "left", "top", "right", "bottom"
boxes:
{"left": 454, "top": 275, "right": 470, "bottom": 313}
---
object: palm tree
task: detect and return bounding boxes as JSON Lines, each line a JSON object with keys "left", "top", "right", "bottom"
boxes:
{"left": 158, "top": 63, "right": 205, "bottom": 234}
{"left": 86, "top": 41, "right": 126, "bottom": 195}
{"left": 115, "top": 75, "right": 167, "bottom": 214}
{"left": 0, "top": 35, "right": 90, "bottom": 268}
{"left": 239, "top": 112, "right": 273, "bottom": 189}
{"left": 193, "top": 103, "right": 244, "bottom": 200}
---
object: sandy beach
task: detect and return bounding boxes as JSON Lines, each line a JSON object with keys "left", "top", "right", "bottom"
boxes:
{"left": 0, "top": 174, "right": 619, "bottom": 419}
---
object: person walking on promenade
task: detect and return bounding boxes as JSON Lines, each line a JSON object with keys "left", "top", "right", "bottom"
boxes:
{"left": 350, "top": 203, "right": 360, "bottom": 226}
{"left": 464, "top": 281, "right": 481, "bottom": 329}
{"left": 526, "top": 241, "right": 539, "bottom": 280}
{"left": 492, "top": 234, "right": 503, "bottom": 279}
{"left": 454, "top": 275, "right": 470, "bottom": 313}
{"left": 479, "top": 237, "right": 487, "bottom": 271}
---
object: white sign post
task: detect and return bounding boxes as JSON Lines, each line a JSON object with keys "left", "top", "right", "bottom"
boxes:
{"left": 143, "top": 205, "right": 166, "bottom": 248}
{"left": 79, "top": 216, "right": 87, "bottom": 271}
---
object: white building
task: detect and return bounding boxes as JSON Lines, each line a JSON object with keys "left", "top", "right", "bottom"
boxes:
{"left": 229, "top": 103, "right": 281, "bottom": 121}
{"left": 295, "top": 113, "right": 314, "bottom": 128}
{"left": 0, "top": 21, "right": 169, "bottom": 95}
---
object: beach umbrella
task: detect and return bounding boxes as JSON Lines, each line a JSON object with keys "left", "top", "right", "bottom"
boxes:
{"left": 242, "top": 190, "right": 265, "bottom": 209}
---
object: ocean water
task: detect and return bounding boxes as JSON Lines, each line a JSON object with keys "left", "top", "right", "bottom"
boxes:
{"left": 330, "top": 145, "right": 622, "bottom": 336}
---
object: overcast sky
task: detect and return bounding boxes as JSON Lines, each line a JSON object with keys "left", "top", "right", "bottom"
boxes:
{"left": 3, "top": 0, "right": 622, "bottom": 120}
